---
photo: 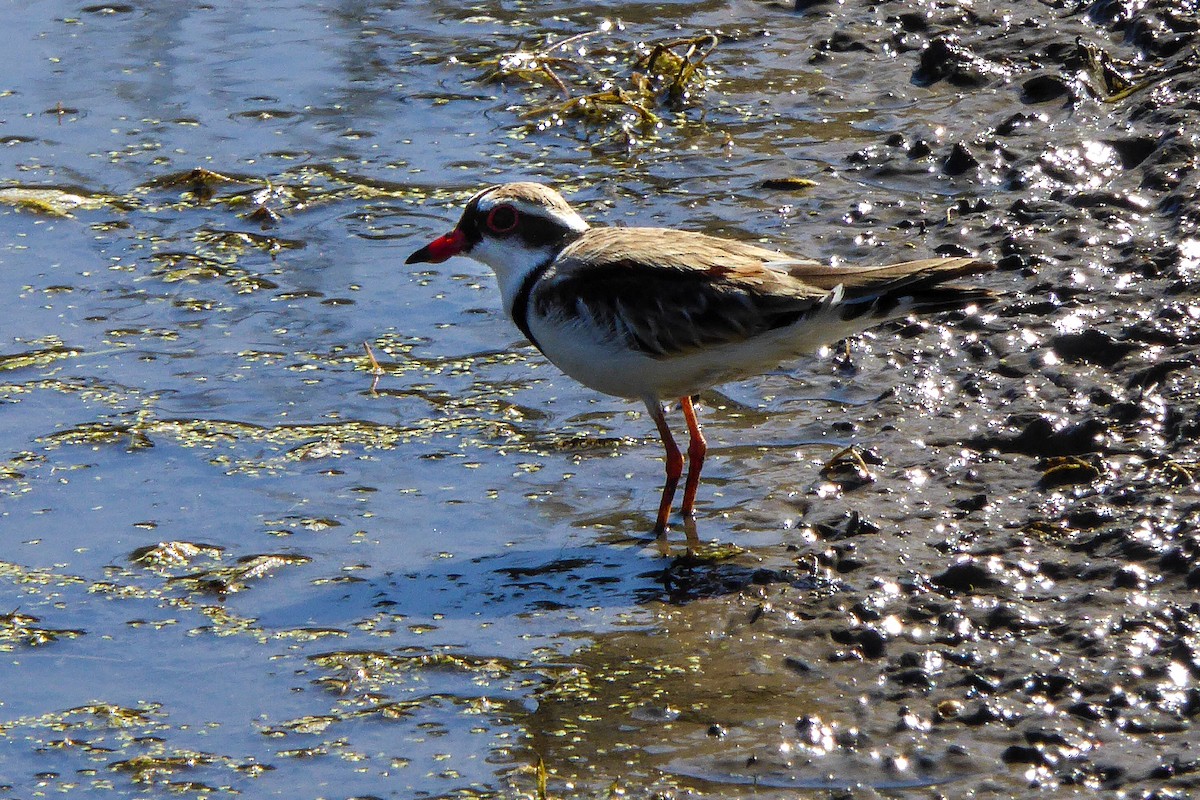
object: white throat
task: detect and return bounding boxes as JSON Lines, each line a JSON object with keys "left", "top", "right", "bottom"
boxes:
{"left": 470, "top": 237, "right": 565, "bottom": 319}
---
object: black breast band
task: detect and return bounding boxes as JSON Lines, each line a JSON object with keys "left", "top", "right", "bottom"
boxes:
{"left": 510, "top": 259, "right": 556, "bottom": 355}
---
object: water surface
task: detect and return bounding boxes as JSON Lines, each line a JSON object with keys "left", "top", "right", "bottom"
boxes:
{"left": 6, "top": 0, "right": 1193, "bottom": 797}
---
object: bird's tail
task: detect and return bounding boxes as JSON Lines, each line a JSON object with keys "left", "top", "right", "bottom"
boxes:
{"left": 830, "top": 257, "right": 998, "bottom": 323}
{"left": 838, "top": 283, "right": 998, "bottom": 323}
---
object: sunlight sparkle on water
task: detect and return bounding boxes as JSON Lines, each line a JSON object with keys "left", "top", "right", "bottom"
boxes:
{"left": 1082, "top": 140, "right": 1116, "bottom": 166}
{"left": 1036, "top": 140, "right": 1120, "bottom": 191}
{"left": 904, "top": 468, "right": 928, "bottom": 487}
{"left": 917, "top": 378, "right": 943, "bottom": 402}
{"left": 1166, "top": 661, "right": 1191, "bottom": 688}
{"left": 1180, "top": 238, "right": 1200, "bottom": 272}
{"left": 1054, "top": 311, "right": 1088, "bottom": 333}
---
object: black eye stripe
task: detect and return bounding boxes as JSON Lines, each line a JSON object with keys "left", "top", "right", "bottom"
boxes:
{"left": 516, "top": 214, "right": 579, "bottom": 249}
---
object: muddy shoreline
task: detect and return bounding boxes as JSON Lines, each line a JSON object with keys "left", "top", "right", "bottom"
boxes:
{"left": 582, "top": 0, "right": 1200, "bottom": 794}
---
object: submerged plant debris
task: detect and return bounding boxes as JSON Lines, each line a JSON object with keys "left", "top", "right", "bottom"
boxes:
{"left": 0, "top": 346, "right": 82, "bottom": 372}
{"left": 1077, "top": 38, "right": 1200, "bottom": 103}
{"left": 146, "top": 167, "right": 253, "bottom": 203}
{"left": 0, "top": 610, "right": 86, "bottom": 650}
{"left": 130, "top": 541, "right": 226, "bottom": 570}
{"left": 481, "top": 25, "right": 719, "bottom": 146}
{"left": 166, "top": 553, "right": 312, "bottom": 595}
{"left": 0, "top": 186, "right": 119, "bottom": 217}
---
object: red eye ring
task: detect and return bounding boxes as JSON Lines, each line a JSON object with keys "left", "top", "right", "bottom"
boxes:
{"left": 486, "top": 204, "right": 519, "bottom": 234}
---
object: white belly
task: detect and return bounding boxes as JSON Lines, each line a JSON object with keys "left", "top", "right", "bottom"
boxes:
{"left": 527, "top": 309, "right": 856, "bottom": 402}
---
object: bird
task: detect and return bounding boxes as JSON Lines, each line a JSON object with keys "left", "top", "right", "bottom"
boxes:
{"left": 406, "top": 182, "right": 995, "bottom": 542}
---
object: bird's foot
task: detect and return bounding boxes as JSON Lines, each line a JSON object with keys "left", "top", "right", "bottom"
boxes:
{"left": 652, "top": 515, "right": 701, "bottom": 557}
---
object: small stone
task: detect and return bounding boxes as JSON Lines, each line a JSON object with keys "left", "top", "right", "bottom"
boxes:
{"left": 1021, "top": 74, "right": 1071, "bottom": 104}
{"left": 932, "top": 560, "right": 997, "bottom": 593}
{"left": 1001, "top": 744, "right": 1045, "bottom": 764}
{"left": 943, "top": 142, "right": 980, "bottom": 175}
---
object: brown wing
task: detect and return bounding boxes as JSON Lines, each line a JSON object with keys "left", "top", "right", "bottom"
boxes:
{"left": 531, "top": 228, "right": 830, "bottom": 358}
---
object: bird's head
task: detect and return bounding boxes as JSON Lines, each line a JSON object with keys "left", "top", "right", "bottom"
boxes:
{"left": 406, "top": 182, "right": 590, "bottom": 280}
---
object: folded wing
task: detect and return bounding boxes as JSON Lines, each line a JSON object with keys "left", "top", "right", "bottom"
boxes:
{"left": 533, "top": 228, "right": 994, "bottom": 359}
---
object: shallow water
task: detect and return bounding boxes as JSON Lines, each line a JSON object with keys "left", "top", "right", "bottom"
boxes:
{"left": 4, "top": 0, "right": 1199, "bottom": 797}
{"left": 0, "top": 4, "right": 865, "bottom": 796}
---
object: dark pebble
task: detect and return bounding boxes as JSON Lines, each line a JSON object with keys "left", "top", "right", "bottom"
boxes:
{"left": 1106, "top": 135, "right": 1159, "bottom": 168}
{"left": 817, "top": 31, "right": 871, "bottom": 52}
{"left": 1051, "top": 330, "right": 1139, "bottom": 366}
{"left": 815, "top": 511, "right": 880, "bottom": 540}
{"left": 849, "top": 600, "right": 881, "bottom": 621}
{"left": 1158, "top": 548, "right": 1192, "bottom": 575}
{"left": 943, "top": 142, "right": 980, "bottom": 175}
{"left": 795, "top": 714, "right": 824, "bottom": 738}
{"left": 830, "top": 627, "right": 887, "bottom": 658}
{"left": 1125, "top": 358, "right": 1191, "bottom": 390}
{"left": 913, "top": 34, "right": 994, "bottom": 87}
{"left": 962, "top": 672, "right": 1002, "bottom": 693}
{"left": 932, "top": 560, "right": 997, "bottom": 593}
{"left": 1001, "top": 744, "right": 1046, "bottom": 764}
{"left": 784, "top": 656, "right": 815, "bottom": 673}
{"left": 1187, "top": 567, "right": 1200, "bottom": 589}
{"left": 833, "top": 548, "right": 866, "bottom": 576}
{"left": 996, "top": 253, "right": 1027, "bottom": 271}
{"left": 1112, "top": 565, "right": 1148, "bottom": 589}
{"left": 1068, "top": 701, "right": 1104, "bottom": 721}
{"left": 1023, "top": 673, "right": 1074, "bottom": 698}
{"left": 1021, "top": 74, "right": 1071, "bottom": 104}
{"left": 953, "top": 493, "right": 988, "bottom": 513}
{"left": 985, "top": 603, "right": 1041, "bottom": 632}
{"left": 896, "top": 11, "right": 929, "bottom": 31}
{"left": 1024, "top": 728, "right": 1070, "bottom": 746}
{"left": 1066, "top": 506, "right": 1115, "bottom": 529}
{"left": 968, "top": 415, "right": 1108, "bottom": 457}
{"left": 907, "top": 139, "right": 933, "bottom": 158}
{"left": 857, "top": 628, "right": 887, "bottom": 658}
{"left": 995, "top": 112, "right": 1040, "bottom": 136}
{"left": 959, "top": 703, "right": 1001, "bottom": 726}
{"left": 835, "top": 728, "right": 865, "bottom": 748}
{"left": 1065, "top": 190, "right": 1152, "bottom": 213}
{"left": 890, "top": 667, "right": 934, "bottom": 687}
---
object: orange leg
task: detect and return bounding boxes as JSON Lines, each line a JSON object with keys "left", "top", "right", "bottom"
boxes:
{"left": 645, "top": 400, "right": 683, "bottom": 537}
{"left": 679, "top": 396, "right": 706, "bottom": 519}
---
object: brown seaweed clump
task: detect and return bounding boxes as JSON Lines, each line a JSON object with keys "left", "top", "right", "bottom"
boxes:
{"left": 482, "top": 26, "right": 719, "bottom": 147}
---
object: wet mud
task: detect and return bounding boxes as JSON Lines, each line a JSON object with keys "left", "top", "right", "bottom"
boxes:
{"left": 502, "top": 0, "right": 1200, "bottom": 795}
